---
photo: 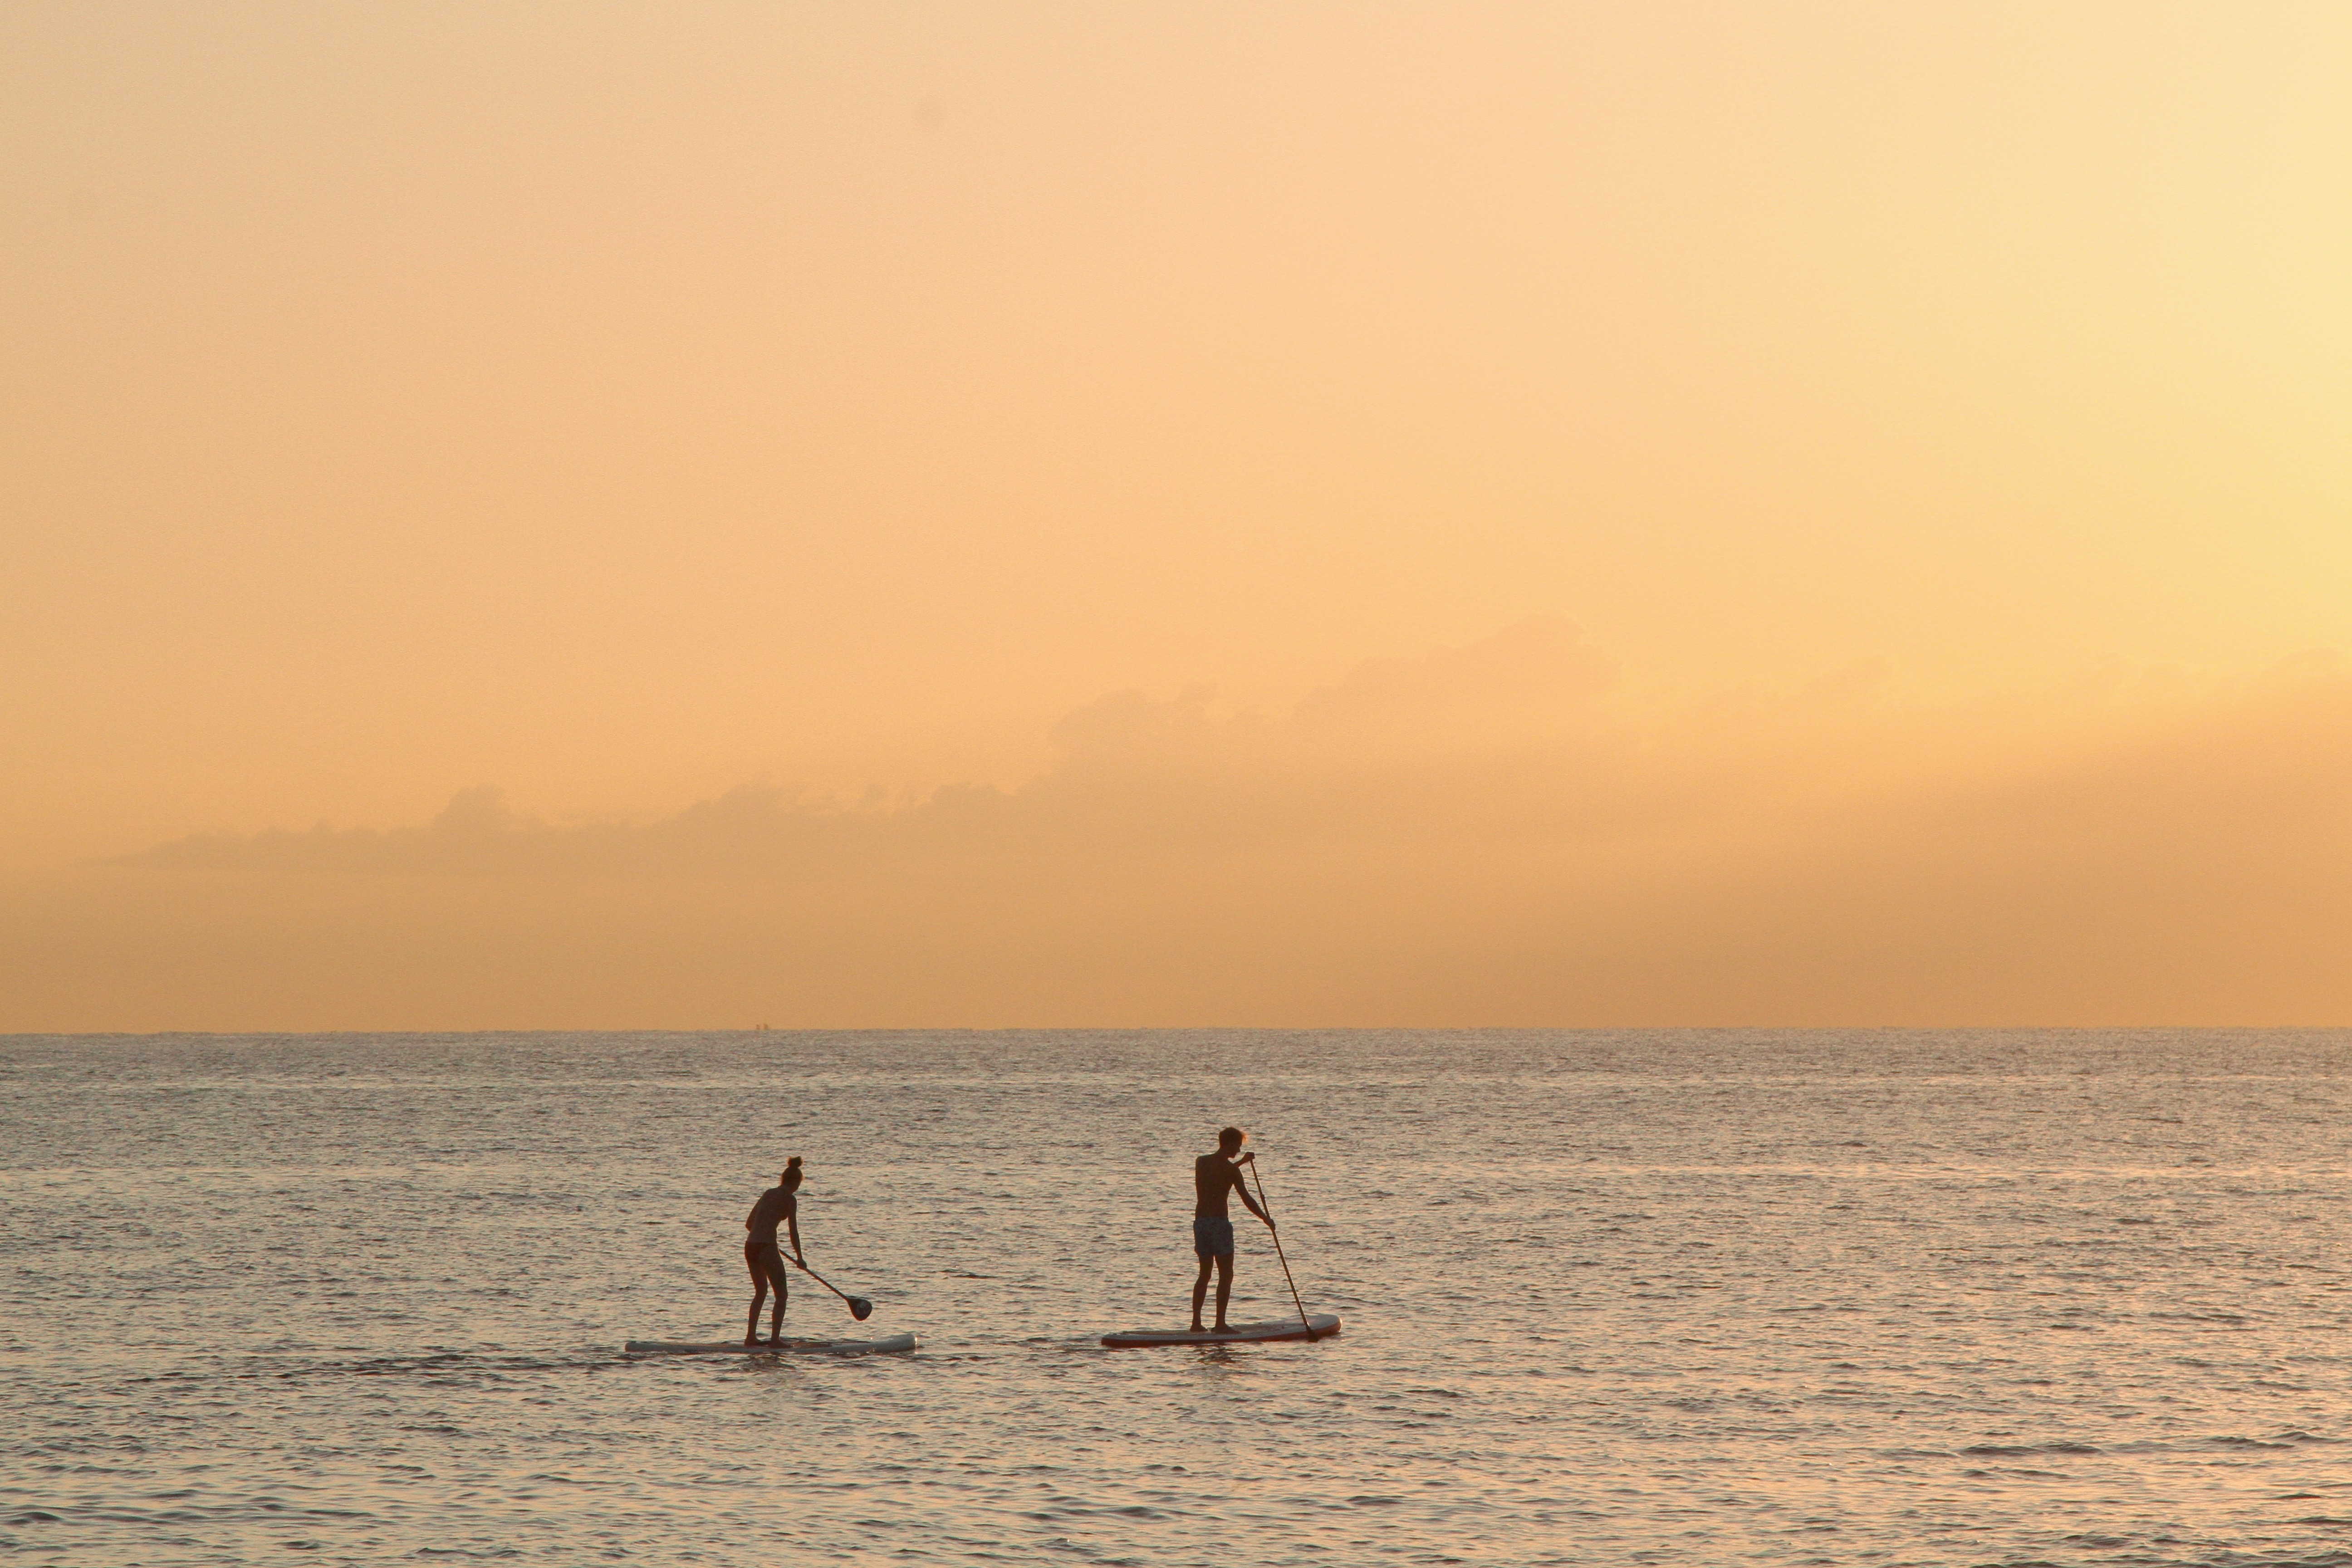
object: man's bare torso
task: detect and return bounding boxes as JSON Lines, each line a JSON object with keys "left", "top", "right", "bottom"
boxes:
{"left": 1195, "top": 1154, "right": 1243, "bottom": 1218}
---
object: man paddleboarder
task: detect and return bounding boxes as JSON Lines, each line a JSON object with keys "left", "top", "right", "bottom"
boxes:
{"left": 744, "top": 1157, "right": 804, "bottom": 1346}
{"left": 1192, "top": 1126, "right": 1274, "bottom": 1333}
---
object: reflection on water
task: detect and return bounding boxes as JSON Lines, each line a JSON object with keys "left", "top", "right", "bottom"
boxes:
{"left": 6, "top": 1029, "right": 2352, "bottom": 1565}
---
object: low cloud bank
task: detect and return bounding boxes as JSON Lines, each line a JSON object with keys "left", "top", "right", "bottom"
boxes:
{"left": 19, "top": 618, "right": 2352, "bottom": 1027}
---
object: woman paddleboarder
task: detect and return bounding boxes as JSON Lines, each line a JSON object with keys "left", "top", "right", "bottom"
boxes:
{"left": 744, "top": 1157, "right": 804, "bottom": 1345}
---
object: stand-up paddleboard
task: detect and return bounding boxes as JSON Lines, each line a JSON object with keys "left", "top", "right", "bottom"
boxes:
{"left": 625, "top": 1333, "right": 916, "bottom": 1356}
{"left": 1101, "top": 1314, "right": 1340, "bottom": 1348}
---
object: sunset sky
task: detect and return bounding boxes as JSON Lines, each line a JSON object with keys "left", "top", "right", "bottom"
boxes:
{"left": 5, "top": 2, "right": 2349, "bottom": 1029}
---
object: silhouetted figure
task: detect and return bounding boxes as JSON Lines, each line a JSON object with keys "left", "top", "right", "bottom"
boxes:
{"left": 744, "top": 1157, "right": 804, "bottom": 1345}
{"left": 1192, "top": 1126, "right": 1274, "bottom": 1332}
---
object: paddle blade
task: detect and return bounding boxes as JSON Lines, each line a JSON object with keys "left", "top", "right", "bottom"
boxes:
{"left": 848, "top": 1296, "right": 874, "bottom": 1321}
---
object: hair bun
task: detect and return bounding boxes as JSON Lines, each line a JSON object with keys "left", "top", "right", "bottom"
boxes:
{"left": 786, "top": 1156, "right": 802, "bottom": 1167}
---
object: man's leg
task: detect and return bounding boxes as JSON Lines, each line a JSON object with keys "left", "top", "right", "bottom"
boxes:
{"left": 1190, "top": 1255, "right": 1214, "bottom": 1331}
{"left": 1213, "top": 1252, "right": 1235, "bottom": 1329}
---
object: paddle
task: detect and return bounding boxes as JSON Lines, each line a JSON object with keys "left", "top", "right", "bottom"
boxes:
{"left": 787, "top": 1252, "right": 874, "bottom": 1321}
{"left": 1245, "top": 1157, "right": 1322, "bottom": 1341}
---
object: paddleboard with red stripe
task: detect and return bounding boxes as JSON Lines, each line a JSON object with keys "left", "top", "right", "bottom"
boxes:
{"left": 1100, "top": 1313, "right": 1340, "bottom": 1348}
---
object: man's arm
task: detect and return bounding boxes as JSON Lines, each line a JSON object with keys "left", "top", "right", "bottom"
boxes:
{"left": 1229, "top": 1164, "right": 1272, "bottom": 1226}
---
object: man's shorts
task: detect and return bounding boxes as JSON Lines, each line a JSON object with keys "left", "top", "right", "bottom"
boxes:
{"left": 1193, "top": 1215, "right": 1235, "bottom": 1259}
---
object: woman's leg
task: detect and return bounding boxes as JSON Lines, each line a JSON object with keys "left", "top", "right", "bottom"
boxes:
{"left": 761, "top": 1251, "right": 792, "bottom": 1342}
{"left": 746, "top": 1249, "right": 771, "bottom": 1343}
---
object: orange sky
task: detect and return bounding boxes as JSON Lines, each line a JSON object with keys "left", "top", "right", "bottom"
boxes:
{"left": 5, "top": 3, "right": 2349, "bottom": 1028}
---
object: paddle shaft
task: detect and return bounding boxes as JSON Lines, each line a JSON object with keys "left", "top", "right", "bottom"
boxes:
{"left": 1247, "top": 1160, "right": 1319, "bottom": 1340}
{"left": 785, "top": 1251, "right": 868, "bottom": 1315}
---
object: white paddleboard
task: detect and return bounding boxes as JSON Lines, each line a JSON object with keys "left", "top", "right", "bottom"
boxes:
{"left": 625, "top": 1333, "right": 917, "bottom": 1356}
{"left": 1100, "top": 1313, "right": 1340, "bottom": 1348}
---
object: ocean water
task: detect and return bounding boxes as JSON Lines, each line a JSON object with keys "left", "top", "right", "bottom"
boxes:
{"left": 8, "top": 1030, "right": 2352, "bottom": 1567}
